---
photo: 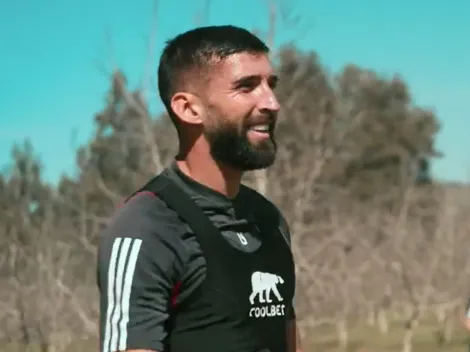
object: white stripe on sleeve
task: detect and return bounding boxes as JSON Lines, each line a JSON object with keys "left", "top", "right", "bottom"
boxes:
{"left": 118, "top": 239, "right": 143, "bottom": 350}
{"left": 102, "top": 237, "right": 121, "bottom": 352}
{"left": 102, "top": 237, "right": 143, "bottom": 352}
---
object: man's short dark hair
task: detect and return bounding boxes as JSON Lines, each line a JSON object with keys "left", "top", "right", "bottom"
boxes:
{"left": 157, "top": 25, "right": 270, "bottom": 125}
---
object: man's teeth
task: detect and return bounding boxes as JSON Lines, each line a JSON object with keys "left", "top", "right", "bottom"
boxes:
{"left": 250, "top": 124, "right": 270, "bottom": 132}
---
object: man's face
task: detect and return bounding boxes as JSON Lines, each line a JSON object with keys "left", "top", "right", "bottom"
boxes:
{"left": 201, "top": 52, "right": 281, "bottom": 171}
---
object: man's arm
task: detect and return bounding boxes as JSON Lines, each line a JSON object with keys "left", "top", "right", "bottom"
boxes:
{"left": 278, "top": 214, "right": 303, "bottom": 352}
{"left": 464, "top": 317, "right": 470, "bottom": 332}
{"left": 462, "top": 298, "right": 470, "bottom": 332}
{"left": 97, "top": 193, "right": 186, "bottom": 352}
{"left": 287, "top": 317, "right": 302, "bottom": 352}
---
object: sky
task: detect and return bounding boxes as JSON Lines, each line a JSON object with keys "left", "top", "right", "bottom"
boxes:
{"left": 1, "top": 0, "right": 469, "bottom": 184}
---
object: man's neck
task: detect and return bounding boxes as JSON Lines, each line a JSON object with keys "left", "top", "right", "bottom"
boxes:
{"left": 176, "top": 142, "right": 243, "bottom": 199}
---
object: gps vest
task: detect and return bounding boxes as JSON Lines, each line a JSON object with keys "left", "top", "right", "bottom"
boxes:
{"left": 127, "top": 173, "right": 295, "bottom": 352}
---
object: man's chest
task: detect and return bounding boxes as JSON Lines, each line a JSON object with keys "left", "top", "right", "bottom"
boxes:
{"left": 178, "top": 227, "right": 294, "bottom": 318}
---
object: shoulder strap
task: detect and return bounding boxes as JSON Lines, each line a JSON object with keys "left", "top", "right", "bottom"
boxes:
{"left": 130, "top": 174, "right": 244, "bottom": 307}
{"left": 242, "top": 187, "right": 291, "bottom": 247}
{"left": 140, "top": 174, "right": 229, "bottom": 258}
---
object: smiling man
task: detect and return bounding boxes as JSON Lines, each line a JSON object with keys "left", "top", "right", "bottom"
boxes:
{"left": 97, "top": 25, "right": 301, "bottom": 352}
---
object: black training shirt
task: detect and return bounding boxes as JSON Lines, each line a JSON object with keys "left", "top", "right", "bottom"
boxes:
{"left": 97, "top": 162, "right": 296, "bottom": 352}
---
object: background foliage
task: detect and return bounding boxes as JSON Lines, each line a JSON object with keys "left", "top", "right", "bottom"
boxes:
{"left": 1, "top": 3, "right": 469, "bottom": 351}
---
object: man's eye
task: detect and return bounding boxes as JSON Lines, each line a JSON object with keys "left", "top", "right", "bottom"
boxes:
{"left": 268, "top": 78, "right": 278, "bottom": 90}
{"left": 238, "top": 84, "right": 255, "bottom": 92}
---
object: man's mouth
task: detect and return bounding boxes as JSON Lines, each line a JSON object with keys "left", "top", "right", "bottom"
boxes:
{"left": 249, "top": 124, "right": 271, "bottom": 133}
{"left": 247, "top": 123, "right": 273, "bottom": 141}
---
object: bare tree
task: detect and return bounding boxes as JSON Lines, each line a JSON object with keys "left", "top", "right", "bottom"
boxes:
{"left": 3, "top": 4, "right": 467, "bottom": 352}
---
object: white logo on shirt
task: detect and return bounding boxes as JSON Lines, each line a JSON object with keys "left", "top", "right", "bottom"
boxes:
{"left": 236, "top": 232, "right": 248, "bottom": 246}
{"left": 248, "top": 271, "right": 285, "bottom": 318}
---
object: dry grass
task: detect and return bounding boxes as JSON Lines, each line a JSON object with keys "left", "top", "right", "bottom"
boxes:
{"left": 306, "top": 318, "right": 469, "bottom": 352}
{"left": 1, "top": 320, "right": 468, "bottom": 352}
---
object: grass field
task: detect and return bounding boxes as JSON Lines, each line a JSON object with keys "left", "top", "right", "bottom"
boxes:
{"left": 1, "top": 318, "right": 469, "bottom": 352}
{"left": 306, "top": 318, "right": 470, "bottom": 352}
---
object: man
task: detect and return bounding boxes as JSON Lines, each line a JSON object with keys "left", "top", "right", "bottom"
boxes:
{"left": 97, "top": 25, "right": 302, "bottom": 352}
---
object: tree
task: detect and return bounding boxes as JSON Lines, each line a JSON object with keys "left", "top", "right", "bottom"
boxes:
{"left": 4, "top": 19, "right": 469, "bottom": 352}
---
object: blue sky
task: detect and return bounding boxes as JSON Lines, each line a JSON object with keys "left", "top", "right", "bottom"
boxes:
{"left": 1, "top": 0, "right": 469, "bottom": 184}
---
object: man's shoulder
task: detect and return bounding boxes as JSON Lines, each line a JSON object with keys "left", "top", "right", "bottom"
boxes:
{"left": 240, "top": 184, "right": 279, "bottom": 211}
{"left": 120, "top": 190, "right": 172, "bottom": 213}
{"left": 103, "top": 190, "right": 188, "bottom": 245}
{"left": 239, "top": 185, "right": 290, "bottom": 237}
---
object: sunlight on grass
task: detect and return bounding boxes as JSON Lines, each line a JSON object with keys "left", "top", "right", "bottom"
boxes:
{"left": 307, "top": 319, "right": 469, "bottom": 352}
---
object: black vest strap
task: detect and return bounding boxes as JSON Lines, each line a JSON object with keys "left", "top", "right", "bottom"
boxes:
{"left": 128, "top": 173, "right": 288, "bottom": 266}
{"left": 137, "top": 174, "right": 231, "bottom": 262}
{"left": 129, "top": 174, "right": 246, "bottom": 313}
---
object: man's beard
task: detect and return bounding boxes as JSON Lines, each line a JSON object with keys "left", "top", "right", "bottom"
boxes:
{"left": 204, "top": 120, "right": 277, "bottom": 171}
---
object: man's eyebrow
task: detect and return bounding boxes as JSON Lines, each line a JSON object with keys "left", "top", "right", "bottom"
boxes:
{"left": 232, "top": 74, "right": 279, "bottom": 87}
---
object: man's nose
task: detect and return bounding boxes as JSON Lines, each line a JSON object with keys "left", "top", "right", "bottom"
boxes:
{"left": 258, "top": 86, "right": 280, "bottom": 112}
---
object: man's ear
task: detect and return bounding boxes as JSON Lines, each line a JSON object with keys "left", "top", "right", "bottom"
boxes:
{"left": 170, "top": 92, "right": 204, "bottom": 125}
